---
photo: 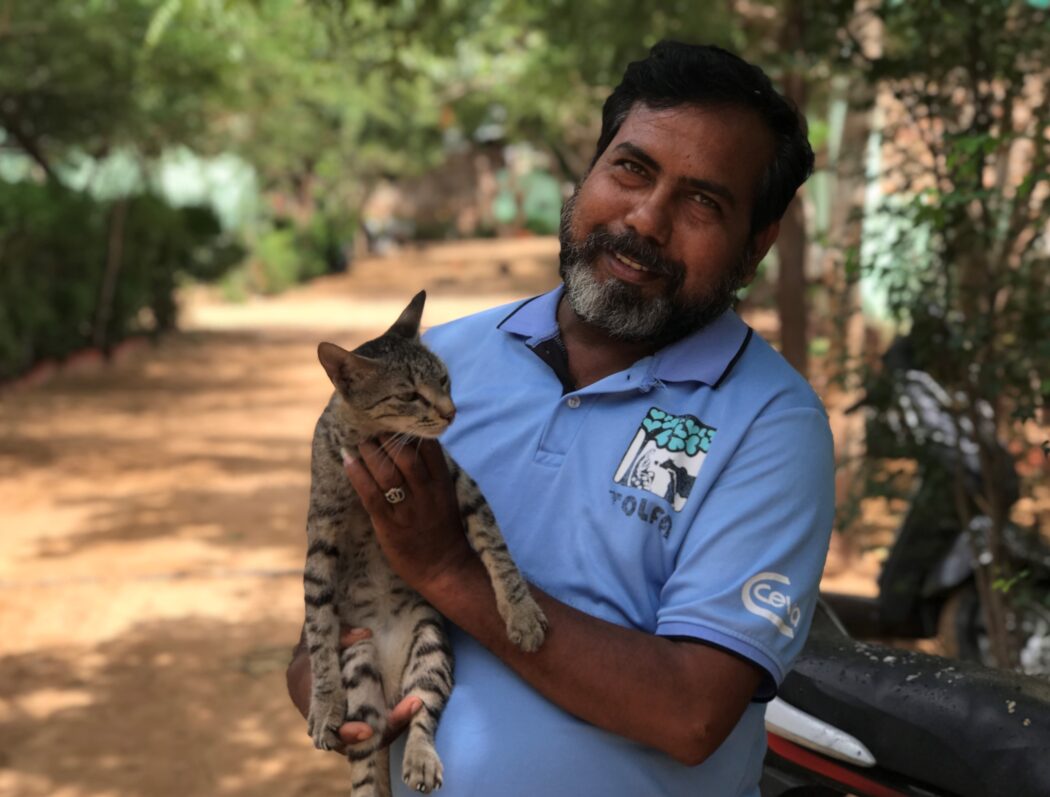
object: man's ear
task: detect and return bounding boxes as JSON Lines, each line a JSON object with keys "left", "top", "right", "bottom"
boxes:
{"left": 741, "top": 221, "right": 780, "bottom": 287}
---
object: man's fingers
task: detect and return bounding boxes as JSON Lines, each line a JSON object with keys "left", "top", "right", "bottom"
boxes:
{"left": 359, "top": 438, "right": 403, "bottom": 486}
{"left": 338, "top": 721, "right": 374, "bottom": 746}
{"left": 336, "top": 697, "right": 422, "bottom": 749}
{"left": 418, "top": 439, "right": 453, "bottom": 489}
{"left": 343, "top": 448, "right": 389, "bottom": 514}
{"left": 386, "top": 696, "right": 423, "bottom": 734}
{"left": 339, "top": 626, "right": 373, "bottom": 648}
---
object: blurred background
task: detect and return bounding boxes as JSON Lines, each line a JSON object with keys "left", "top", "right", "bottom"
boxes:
{"left": 1, "top": 1, "right": 1048, "bottom": 795}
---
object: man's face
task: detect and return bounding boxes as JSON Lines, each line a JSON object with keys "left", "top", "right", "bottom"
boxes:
{"left": 559, "top": 102, "right": 779, "bottom": 346}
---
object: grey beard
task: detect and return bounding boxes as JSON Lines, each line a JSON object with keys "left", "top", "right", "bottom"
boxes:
{"left": 558, "top": 190, "right": 751, "bottom": 347}
{"left": 563, "top": 264, "right": 676, "bottom": 342}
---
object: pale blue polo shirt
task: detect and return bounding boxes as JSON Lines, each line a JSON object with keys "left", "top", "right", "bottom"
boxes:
{"left": 391, "top": 287, "right": 834, "bottom": 797}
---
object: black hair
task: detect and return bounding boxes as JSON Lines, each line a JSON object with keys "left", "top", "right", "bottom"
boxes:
{"left": 593, "top": 40, "right": 814, "bottom": 234}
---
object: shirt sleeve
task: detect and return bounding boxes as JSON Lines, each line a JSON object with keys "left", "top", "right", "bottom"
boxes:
{"left": 655, "top": 406, "right": 834, "bottom": 700}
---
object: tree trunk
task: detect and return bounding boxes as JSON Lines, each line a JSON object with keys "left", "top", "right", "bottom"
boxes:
{"left": 0, "top": 111, "right": 60, "bottom": 184}
{"left": 93, "top": 199, "right": 128, "bottom": 351}
{"left": 776, "top": 195, "right": 809, "bottom": 377}
{"left": 775, "top": 3, "right": 810, "bottom": 378}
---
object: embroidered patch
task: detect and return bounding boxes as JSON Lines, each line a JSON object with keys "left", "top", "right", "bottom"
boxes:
{"left": 613, "top": 407, "right": 716, "bottom": 512}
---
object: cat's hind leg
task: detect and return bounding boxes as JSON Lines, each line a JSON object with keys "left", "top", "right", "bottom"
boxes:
{"left": 304, "top": 535, "right": 347, "bottom": 751}
{"left": 348, "top": 747, "right": 390, "bottom": 797}
{"left": 342, "top": 637, "right": 390, "bottom": 796}
{"left": 397, "top": 607, "right": 452, "bottom": 794}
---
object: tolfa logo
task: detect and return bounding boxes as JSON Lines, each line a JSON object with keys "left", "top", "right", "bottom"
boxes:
{"left": 741, "top": 572, "right": 802, "bottom": 639}
{"left": 613, "top": 407, "right": 715, "bottom": 512}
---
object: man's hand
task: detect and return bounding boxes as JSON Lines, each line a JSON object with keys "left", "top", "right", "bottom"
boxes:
{"left": 339, "top": 435, "right": 761, "bottom": 766}
{"left": 286, "top": 626, "right": 422, "bottom": 752}
{"left": 343, "top": 436, "right": 475, "bottom": 592}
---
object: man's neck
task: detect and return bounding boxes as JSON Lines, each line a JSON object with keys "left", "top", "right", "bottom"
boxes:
{"left": 556, "top": 295, "right": 658, "bottom": 389}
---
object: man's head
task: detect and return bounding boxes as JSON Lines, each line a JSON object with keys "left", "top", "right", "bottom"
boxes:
{"left": 559, "top": 41, "right": 814, "bottom": 347}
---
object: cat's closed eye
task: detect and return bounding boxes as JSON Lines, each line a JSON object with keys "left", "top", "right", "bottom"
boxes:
{"left": 398, "top": 391, "right": 421, "bottom": 402}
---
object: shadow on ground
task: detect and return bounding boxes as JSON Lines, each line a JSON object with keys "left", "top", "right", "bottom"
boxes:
{"left": 0, "top": 617, "right": 350, "bottom": 797}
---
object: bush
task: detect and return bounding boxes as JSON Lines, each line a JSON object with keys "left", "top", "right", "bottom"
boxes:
{"left": 240, "top": 212, "right": 355, "bottom": 295}
{"left": 0, "top": 182, "right": 243, "bottom": 380}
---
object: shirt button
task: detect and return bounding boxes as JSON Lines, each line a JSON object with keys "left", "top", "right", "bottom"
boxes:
{"left": 566, "top": 396, "right": 581, "bottom": 409}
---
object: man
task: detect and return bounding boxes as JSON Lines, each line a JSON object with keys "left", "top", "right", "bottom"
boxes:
{"left": 288, "top": 41, "right": 833, "bottom": 796}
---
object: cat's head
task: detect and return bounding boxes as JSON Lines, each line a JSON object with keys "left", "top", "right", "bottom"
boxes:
{"left": 317, "top": 291, "right": 455, "bottom": 438}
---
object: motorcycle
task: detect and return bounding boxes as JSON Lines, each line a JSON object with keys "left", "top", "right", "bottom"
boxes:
{"left": 822, "top": 336, "right": 1050, "bottom": 675}
{"left": 761, "top": 600, "right": 1050, "bottom": 796}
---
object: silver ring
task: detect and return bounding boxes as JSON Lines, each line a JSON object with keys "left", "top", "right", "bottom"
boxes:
{"left": 384, "top": 487, "right": 406, "bottom": 505}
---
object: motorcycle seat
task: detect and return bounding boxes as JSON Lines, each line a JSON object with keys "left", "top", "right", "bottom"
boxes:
{"left": 780, "top": 626, "right": 1050, "bottom": 796}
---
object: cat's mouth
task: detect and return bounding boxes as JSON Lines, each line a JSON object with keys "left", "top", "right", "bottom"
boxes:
{"left": 405, "top": 418, "right": 452, "bottom": 438}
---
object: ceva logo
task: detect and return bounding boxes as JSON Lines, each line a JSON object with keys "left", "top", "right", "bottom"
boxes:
{"left": 742, "top": 572, "right": 802, "bottom": 639}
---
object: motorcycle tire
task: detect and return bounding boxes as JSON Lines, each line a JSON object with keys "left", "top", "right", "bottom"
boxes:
{"left": 938, "top": 583, "right": 1050, "bottom": 677}
{"left": 936, "top": 583, "right": 985, "bottom": 664}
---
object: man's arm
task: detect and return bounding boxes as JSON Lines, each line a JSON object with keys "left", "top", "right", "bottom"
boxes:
{"left": 429, "top": 554, "right": 761, "bottom": 765}
{"left": 345, "top": 437, "right": 763, "bottom": 766}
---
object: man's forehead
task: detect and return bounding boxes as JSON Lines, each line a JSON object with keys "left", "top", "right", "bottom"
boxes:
{"left": 613, "top": 102, "right": 772, "bottom": 154}
{"left": 608, "top": 102, "right": 775, "bottom": 201}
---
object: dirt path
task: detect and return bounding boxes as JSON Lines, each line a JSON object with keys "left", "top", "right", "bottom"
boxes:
{"left": 0, "top": 239, "right": 566, "bottom": 797}
{"left": 0, "top": 237, "right": 871, "bottom": 797}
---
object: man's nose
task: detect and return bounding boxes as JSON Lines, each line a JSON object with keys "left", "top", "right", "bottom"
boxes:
{"left": 623, "top": 189, "right": 672, "bottom": 246}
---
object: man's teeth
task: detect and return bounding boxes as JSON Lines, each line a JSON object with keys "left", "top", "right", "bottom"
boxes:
{"left": 613, "top": 251, "right": 649, "bottom": 272}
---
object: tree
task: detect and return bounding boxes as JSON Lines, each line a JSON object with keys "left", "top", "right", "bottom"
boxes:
{"left": 0, "top": 1, "right": 245, "bottom": 369}
{"left": 0, "top": 0, "right": 243, "bottom": 182}
{"left": 843, "top": 0, "right": 1050, "bottom": 669}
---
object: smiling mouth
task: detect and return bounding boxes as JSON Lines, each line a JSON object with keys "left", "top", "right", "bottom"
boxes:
{"left": 612, "top": 250, "right": 651, "bottom": 273}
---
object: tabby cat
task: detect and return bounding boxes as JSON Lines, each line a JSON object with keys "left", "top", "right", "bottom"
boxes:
{"left": 303, "top": 291, "right": 547, "bottom": 796}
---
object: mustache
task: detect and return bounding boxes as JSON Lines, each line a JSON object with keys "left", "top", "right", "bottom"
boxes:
{"left": 574, "top": 226, "right": 685, "bottom": 285}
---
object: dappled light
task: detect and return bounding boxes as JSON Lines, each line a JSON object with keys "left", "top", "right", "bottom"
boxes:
{"left": 2, "top": 2, "right": 1049, "bottom": 794}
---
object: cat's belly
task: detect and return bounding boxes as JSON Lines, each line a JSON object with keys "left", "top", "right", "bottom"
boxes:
{"left": 341, "top": 587, "right": 439, "bottom": 705}
{"left": 371, "top": 608, "right": 419, "bottom": 702}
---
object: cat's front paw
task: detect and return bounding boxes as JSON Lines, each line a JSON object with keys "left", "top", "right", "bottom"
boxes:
{"left": 307, "top": 691, "right": 346, "bottom": 751}
{"left": 402, "top": 742, "right": 443, "bottom": 793}
{"left": 505, "top": 596, "right": 548, "bottom": 652}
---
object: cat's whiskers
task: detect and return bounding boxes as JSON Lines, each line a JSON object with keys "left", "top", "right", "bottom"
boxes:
{"left": 379, "top": 431, "right": 415, "bottom": 460}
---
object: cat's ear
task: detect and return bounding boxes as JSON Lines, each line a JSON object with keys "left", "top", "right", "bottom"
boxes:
{"left": 317, "top": 342, "right": 379, "bottom": 393}
{"left": 386, "top": 290, "right": 426, "bottom": 339}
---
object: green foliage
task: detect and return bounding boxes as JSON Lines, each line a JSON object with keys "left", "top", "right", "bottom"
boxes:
{"left": 0, "top": 182, "right": 242, "bottom": 380}
{"left": 252, "top": 229, "right": 302, "bottom": 295}
{"left": 249, "top": 225, "right": 331, "bottom": 295}
{"left": 0, "top": 184, "right": 106, "bottom": 371}
{"left": 994, "top": 569, "right": 1031, "bottom": 596}
{"left": 839, "top": 0, "right": 1050, "bottom": 669}
{"left": 850, "top": 1, "right": 1050, "bottom": 425}
{"left": 0, "top": 0, "right": 243, "bottom": 175}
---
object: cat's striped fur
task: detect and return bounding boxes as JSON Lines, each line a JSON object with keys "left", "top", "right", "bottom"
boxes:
{"left": 303, "top": 291, "right": 547, "bottom": 796}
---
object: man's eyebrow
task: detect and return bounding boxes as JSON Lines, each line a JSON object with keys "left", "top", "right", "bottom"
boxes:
{"left": 613, "top": 142, "right": 662, "bottom": 173}
{"left": 612, "top": 141, "right": 737, "bottom": 207}
{"left": 683, "top": 176, "right": 736, "bottom": 207}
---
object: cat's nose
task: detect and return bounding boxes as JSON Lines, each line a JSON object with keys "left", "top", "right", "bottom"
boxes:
{"left": 437, "top": 401, "right": 456, "bottom": 423}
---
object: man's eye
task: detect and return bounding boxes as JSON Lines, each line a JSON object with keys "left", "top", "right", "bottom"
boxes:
{"left": 692, "top": 193, "right": 719, "bottom": 211}
{"left": 618, "top": 159, "right": 646, "bottom": 176}
{"left": 398, "top": 391, "right": 420, "bottom": 402}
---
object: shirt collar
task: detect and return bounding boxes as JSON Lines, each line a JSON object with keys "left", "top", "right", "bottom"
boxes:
{"left": 497, "top": 285, "right": 752, "bottom": 388}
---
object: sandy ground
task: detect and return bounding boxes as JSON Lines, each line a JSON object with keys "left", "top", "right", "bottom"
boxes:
{"left": 0, "top": 237, "right": 875, "bottom": 797}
